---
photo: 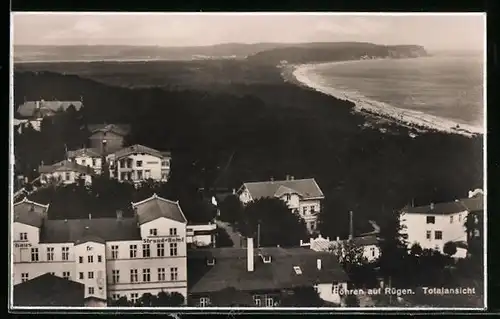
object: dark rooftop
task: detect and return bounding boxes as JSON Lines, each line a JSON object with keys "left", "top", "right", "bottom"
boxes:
{"left": 241, "top": 178, "right": 324, "bottom": 200}
{"left": 460, "top": 193, "right": 484, "bottom": 213}
{"left": 112, "top": 144, "right": 166, "bottom": 160}
{"left": 132, "top": 193, "right": 187, "bottom": 225}
{"left": 39, "top": 160, "right": 95, "bottom": 175}
{"left": 403, "top": 200, "right": 467, "bottom": 215}
{"left": 40, "top": 217, "right": 141, "bottom": 244}
{"left": 13, "top": 273, "right": 85, "bottom": 307}
{"left": 67, "top": 147, "right": 103, "bottom": 159}
{"left": 13, "top": 198, "right": 49, "bottom": 228}
{"left": 88, "top": 123, "right": 131, "bottom": 136}
{"left": 187, "top": 246, "right": 348, "bottom": 294}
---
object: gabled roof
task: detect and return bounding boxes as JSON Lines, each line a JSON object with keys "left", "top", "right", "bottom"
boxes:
{"left": 39, "top": 160, "right": 95, "bottom": 175}
{"left": 13, "top": 273, "right": 85, "bottom": 307}
{"left": 40, "top": 217, "right": 141, "bottom": 243}
{"left": 403, "top": 200, "right": 467, "bottom": 215}
{"left": 17, "top": 101, "right": 83, "bottom": 118}
{"left": 132, "top": 193, "right": 187, "bottom": 225}
{"left": 13, "top": 198, "right": 49, "bottom": 228}
{"left": 460, "top": 193, "right": 484, "bottom": 213}
{"left": 88, "top": 124, "right": 131, "bottom": 136}
{"left": 240, "top": 178, "right": 324, "bottom": 200}
{"left": 67, "top": 148, "right": 102, "bottom": 159}
{"left": 188, "top": 247, "right": 348, "bottom": 294}
{"left": 112, "top": 144, "right": 165, "bottom": 160}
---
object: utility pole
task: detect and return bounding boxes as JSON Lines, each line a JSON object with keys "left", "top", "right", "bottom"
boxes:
{"left": 257, "top": 223, "right": 261, "bottom": 249}
{"left": 349, "top": 211, "right": 354, "bottom": 240}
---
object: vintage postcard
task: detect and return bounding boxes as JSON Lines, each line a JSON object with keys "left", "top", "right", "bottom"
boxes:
{"left": 9, "top": 12, "right": 486, "bottom": 311}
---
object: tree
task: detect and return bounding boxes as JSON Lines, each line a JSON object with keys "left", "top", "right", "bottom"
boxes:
{"left": 281, "top": 286, "right": 324, "bottom": 307}
{"left": 139, "top": 293, "right": 156, "bottom": 307}
{"left": 218, "top": 194, "right": 244, "bottom": 224}
{"left": 443, "top": 241, "right": 457, "bottom": 257}
{"left": 239, "top": 197, "right": 309, "bottom": 247}
{"left": 112, "top": 296, "right": 132, "bottom": 307}
{"left": 377, "top": 210, "right": 409, "bottom": 284}
{"left": 154, "top": 291, "right": 185, "bottom": 306}
{"left": 409, "top": 243, "right": 423, "bottom": 257}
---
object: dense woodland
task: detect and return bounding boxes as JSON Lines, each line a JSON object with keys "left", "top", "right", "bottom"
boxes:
{"left": 13, "top": 60, "right": 483, "bottom": 238}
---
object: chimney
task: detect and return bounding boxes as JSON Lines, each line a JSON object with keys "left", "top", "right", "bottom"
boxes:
{"left": 36, "top": 101, "right": 40, "bottom": 109}
{"left": 430, "top": 203, "right": 435, "bottom": 210}
{"left": 290, "top": 176, "right": 295, "bottom": 180}
{"left": 232, "top": 188, "right": 236, "bottom": 195}
{"left": 336, "top": 236, "right": 340, "bottom": 241}
{"left": 247, "top": 237, "right": 254, "bottom": 272}
{"left": 349, "top": 211, "right": 354, "bottom": 240}
{"left": 116, "top": 210, "right": 123, "bottom": 220}
{"left": 88, "top": 213, "right": 92, "bottom": 220}
{"left": 270, "top": 177, "right": 274, "bottom": 182}
{"left": 286, "top": 174, "right": 290, "bottom": 180}
{"left": 317, "top": 258, "right": 322, "bottom": 270}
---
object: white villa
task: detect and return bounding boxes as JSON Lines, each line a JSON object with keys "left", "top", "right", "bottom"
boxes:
{"left": 237, "top": 177, "right": 324, "bottom": 233}
{"left": 39, "top": 160, "right": 95, "bottom": 186}
{"left": 67, "top": 148, "right": 104, "bottom": 175}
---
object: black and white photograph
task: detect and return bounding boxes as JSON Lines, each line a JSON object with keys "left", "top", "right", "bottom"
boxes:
{"left": 9, "top": 12, "right": 485, "bottom": 310}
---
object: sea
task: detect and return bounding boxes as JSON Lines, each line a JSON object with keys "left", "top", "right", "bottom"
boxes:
{"left": 292, "top": 54, "right": 484, "bottom": 135}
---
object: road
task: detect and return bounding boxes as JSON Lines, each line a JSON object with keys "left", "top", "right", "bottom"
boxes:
{"left": 215, "top": 220, "right": 244, "bottom": 248}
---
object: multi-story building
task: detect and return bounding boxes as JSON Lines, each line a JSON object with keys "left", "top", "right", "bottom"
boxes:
{"left": 186, "top": 223, "right": 217, "bottom": 248}
{"left": 187, "top": 237, "right": 349, "bottom": 307}
{"left": 12, "top": 194, "right": 189, "bottom": 306}
{"left": 67, "top": 148, "right": 104, "bottom": 175}
{"left": 400, "top": 190, "right": 484, "bottom": 256}
{"left": 87, "top": 124, "right": 131, "bottom": 155}
{"left": 237, "top": 176, "right": 324, "bottom": 233}
{"left": 107, "top": 144, "right": 171, "bottom": 183}
{"left": 38, "top": 160, "right": 95, "bottom": 186}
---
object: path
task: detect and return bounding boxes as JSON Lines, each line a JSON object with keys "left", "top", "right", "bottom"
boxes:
{"left": 215, "top": 220, "right": 244, "bottom": 248}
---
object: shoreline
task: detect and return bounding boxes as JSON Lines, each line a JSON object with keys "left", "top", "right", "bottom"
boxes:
{"left": 281, "top": 60, "right": 483, "bottom": 138}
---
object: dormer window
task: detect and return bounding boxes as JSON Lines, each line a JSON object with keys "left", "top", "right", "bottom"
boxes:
{"left": 207, "top": 258, "right": 216, "bottom": 266}
{"left": 293, "top": 266, "right": 302, "bottom": 275}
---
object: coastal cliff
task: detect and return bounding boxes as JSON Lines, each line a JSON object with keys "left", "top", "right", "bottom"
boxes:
{"left": 246, "top": 42, "right": 429, "bottom": 65}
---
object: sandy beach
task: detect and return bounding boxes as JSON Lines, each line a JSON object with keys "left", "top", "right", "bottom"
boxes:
{"left": 283, "top": 61, "right": 483, "bottom": 138}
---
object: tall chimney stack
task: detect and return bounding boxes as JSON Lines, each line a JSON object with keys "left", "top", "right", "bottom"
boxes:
{"left": 247, "top": 237, "right": 254, "bottom": 272}
{"left": 349, "top": 211, "right": 353, "bottom": 240}
{"left": 88, "top": 213, "right": 92, "bottom": 220}
{"left": 317, "top": 258, "right": 322, "bottom": 270}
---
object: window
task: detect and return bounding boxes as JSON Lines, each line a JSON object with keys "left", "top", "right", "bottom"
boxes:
{"left": 88, "top": 255, "right": 94, "bottom": 263}
{"left": 131, "top": 293, "right": 139, "bottom": 304}
{"left": 130, "top": 269, "right": 138, "bottom": 283}
{"left": 79, "top": 256, "right": 83, "bottom": 263}
{"left": 120, "top": 172, "right": 126, "bottom": 180}
{"left": 169, "top": 228, "right": 177, "bottom": 236}
{"left": 82, "top": 159, "right": 87, "bottom": 165}
{"left": 313, "top": 284, "right": 319, "bottom": 292}
{"left": 426, "top": 216, "right": 435, "bottom": 224}
{"left": 120, "top": 159, "right": 126, "bottom": 168}
{"left": 170, "top": 267, "right": 178, "bottom": 281}
{"left": 285, "top": 194, "right": 291, "bottom": 201}
{"left": 127, "top": 159, "right": 133, "bottom": 168}
{"left": 150, "top": 228, "right": 158, "bottom": 236}
{"left": 136, "top": 160, "right": 143, "bottom": 167}
{"left": 199, "top": 297, "right": 210, "bottom": 307}
{"left": 49, "top": 272, "right": 55, "bottom": 276}
{"left": 253, "top": 295, "right": 262, "bottom": 306}
{"left": 79, "top": 272, "right": 84, "bottom": 280}
{"left": 158, "top": 268, "right": 166, "bottom": 281}
{"left": 370, "top": 247, "right": 376, "bottom": 257}
{"left": 170, "top": 243, "right": 178, "bottom": 256}
{"left": 450, "top": 216, "right": 454, "bottom": 223}
{"left": 88, "top": 271, "right": 94, "bottom": 279}
{"left": 112, "top": 270, "right": 120, "bottom": 284}
{"left": 157, "top": 243, "right": 165, "bottom": 257}
{"left": 62, "top": 247, "right": 69, "bottom": 260}
{"left": 161, "top": 172, "right": 168, "bottom": 180}
{"left": 302, "top": 207, "right": 307, "bottom": 215}
{"left": 137, "top": 170, "right": 143, "bottom": 180}
{"left": 145, "top": 169, "right": 151, "bottom": 179}
{"left": 63, "top": 271, "right": 70, "bottom": 279}
{"left": 47, "top": 247, "right": 54, "bottom": 261}
{"left": 111, "top": 245, "right": 119, "bottom": 259}
{"left": 426, "top": 230, "right": 431, "bottom": 239}
{"left": 31, "top": 248, "right": 39, "bottom": 262}
{"left": 435, "top": 231, "right": 443, "bottom": 240}
{"left": 142, "top": 268, "right": 151, "bottom": 282}
{"left": 161, "top": 160, "right": 168, "bottom": 167}
{"left": 142, "top": 244, "right": 151, "bottom": 258}
{"left": 65, "top": 172, "right": 70, "bottom": 180}
{"left": 88, "top": 287, "right": 95, "bottom": 295}
{"left": 21, "top": 273, "right": 29, "bottom": 283}
{"left": 98, "top": 255, "right": 102, "bottom": 262}
{"left": 92, "top": 158, "right": 96, "bottom": 166}
{"left": 293, "top": 266, "right": 302, "bottom": 275}
{"left": 112, "top": 294, "right": 120, "bottom": 300}
{"left": 19, "top": 232, "right": 27, "bottom": 241}
{"left": 130, "top": 244, "right": 137, "bottom": 258}
{"left": 265, "top": 296, "right": 274, "bottom": 307}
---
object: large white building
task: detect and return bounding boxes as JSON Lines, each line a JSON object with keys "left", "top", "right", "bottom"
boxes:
{"left": 38, "top": 160, "right": 95, "bottom": 186}
{"left": 400, "top": 190, "right": 484, "bottom": 257}
{"left": 12, "top": 194, "right": 189, "bottom": 306}
{"left": 237, "top": 177, "right": 324, "bottom": 233}
{"left": 106, "top": 144, "right": 171, "bottom": 183}
{"left": 67, "top": 148, "right": 104, "bottom": 175}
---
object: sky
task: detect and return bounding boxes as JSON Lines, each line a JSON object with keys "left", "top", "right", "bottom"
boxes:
{"left": 12, "top": 13, "right": 485, "bottom": 51}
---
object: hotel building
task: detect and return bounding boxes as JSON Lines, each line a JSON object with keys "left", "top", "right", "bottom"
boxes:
{"left": 12, "top": 194, "right": 189, "bottom": 306}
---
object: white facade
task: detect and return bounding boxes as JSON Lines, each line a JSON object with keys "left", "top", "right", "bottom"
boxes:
{"left": 400, "top": 210, "right": 468, "bottom": 254}
{"left": 12, "top": 196, "right": 189, "bottom": 306}
{"left": 186, "top": 224, "right": 217, "bottom": 247}
{"left": 40, "top": 171, "right": 93, "bottom": 186}
{"left": 316, "top": 282, "right": 349, "bottom": 305}
{"left": 300, "top": 235, "right": 381, "bottom": 263}
{"left": 70, "top": 156, "right": 103, "bottom": 175}
{"left": 108, "top": 151, "right": 170, "bottom": 183}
